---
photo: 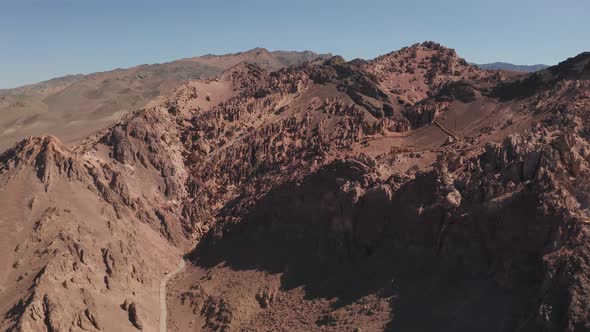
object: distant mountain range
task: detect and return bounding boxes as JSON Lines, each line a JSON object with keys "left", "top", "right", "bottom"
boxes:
{"left": 0, "top": 48, "right": 331, "bottom": 150}
{"left": 473, "top": 62, "right": 549, "bottom": 72}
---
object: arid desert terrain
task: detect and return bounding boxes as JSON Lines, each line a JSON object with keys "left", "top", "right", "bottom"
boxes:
{"left": 1, "top": 41, "right": 590, "bottom": 331}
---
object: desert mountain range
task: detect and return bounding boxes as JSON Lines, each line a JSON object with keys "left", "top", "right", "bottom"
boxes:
{"left": 473, "top": 62, "right": 549, "bottom": 72}
{"left": 0, "top": 48, "right": 331, "bottom": 151}
{"left": 1, "top": 42, "right": 590, "bottom": 331}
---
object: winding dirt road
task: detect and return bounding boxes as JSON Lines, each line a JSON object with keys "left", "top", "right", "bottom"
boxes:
{"left": 160, "top": 259, "right": 186, "bottom": 332}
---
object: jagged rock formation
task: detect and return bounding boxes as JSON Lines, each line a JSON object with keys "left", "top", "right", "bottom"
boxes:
{"left": 1, "top": 42, "right": 590, "bottom": 331}
{"left": 364, "top": 41, "right": 495, "bottom": 104}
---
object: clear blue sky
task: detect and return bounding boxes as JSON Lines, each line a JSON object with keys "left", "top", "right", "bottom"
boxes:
{"left": 1, "top": 0, "right": 588, "bottom": 89}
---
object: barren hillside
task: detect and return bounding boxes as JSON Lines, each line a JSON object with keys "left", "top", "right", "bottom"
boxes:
{"left": 0, "top": 48, "right": 331, "bottom": 151}
{"left": 1, "top": 42, "right": 589, "bottom": 331}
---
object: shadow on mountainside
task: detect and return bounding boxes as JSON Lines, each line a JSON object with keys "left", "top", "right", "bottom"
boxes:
{"left": 493, "top": 52, "right": 590, "bottom": 101}
{"left": 186, "top": 161, "right": 553, "bottom": 331}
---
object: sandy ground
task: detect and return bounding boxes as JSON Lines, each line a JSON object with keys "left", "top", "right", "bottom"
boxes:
{"left": 161, "top": 259, "right": 186, "bottom": 332}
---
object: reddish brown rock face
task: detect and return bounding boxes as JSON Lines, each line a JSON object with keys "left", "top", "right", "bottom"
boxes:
{"left": 1, "top": 43, "right": 590, "bottom": 331}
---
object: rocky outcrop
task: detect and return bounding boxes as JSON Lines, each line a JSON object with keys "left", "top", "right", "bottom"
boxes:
{"left": 0, "top": 136, "right": 89, "bottom": 190}
{"left": 127, "top": 302, "right": 144, "bottom": 330}
{"left": 364, "top": 41, "right": 493, "bottom": 103}
{"left": 402, "top": 99, "right": 450, "bottom": 128}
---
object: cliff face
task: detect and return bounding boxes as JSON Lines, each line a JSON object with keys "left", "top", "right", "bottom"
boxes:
{"left": 1, "top": 43, "right": 590, "bottom": 331}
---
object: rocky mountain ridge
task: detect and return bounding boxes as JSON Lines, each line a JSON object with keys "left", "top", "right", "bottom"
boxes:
{"left": 0, "top": 48, "right": 331, "bottom": 152}
{"left": 1, "top": 41, "right": 589, "bottom": 331}
{"left": 474, "top": 62, "right": 550, "bottom": 72}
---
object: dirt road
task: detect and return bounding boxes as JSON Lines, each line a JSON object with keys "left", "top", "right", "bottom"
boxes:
{"left": 160, "top": 259, "right": 186, "bottom": 332}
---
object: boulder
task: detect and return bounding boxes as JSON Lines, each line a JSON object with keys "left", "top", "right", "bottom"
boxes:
{"left": 444, "top": 189, "right": 462, "bottom": 209}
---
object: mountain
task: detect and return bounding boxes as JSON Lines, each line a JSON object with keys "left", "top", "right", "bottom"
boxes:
{"left": 0, "top": 48, "right": 331, "bottom": 151}
{"left": 1, "top": 42, "right": 590, "bottom": 331}
{"left": 474, "top": 61, "right": 549, "bottom": 72}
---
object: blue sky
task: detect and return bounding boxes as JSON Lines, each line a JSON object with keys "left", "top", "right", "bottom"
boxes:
{"left": 1, "top": 0, "right": 588, "bottom": 88}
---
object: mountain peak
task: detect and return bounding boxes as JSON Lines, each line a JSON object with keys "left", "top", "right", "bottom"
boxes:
{"left": 364, "top": 41, "right": 488, "bottom": 104}
{"left": 369, "top": 41, "right": 471, "bottom": 73}
{"left": 241, "top": 47, "right": 272, "bottom": 56}
{"left": 419, "top": 40, "right": 451, "bottom": 51}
